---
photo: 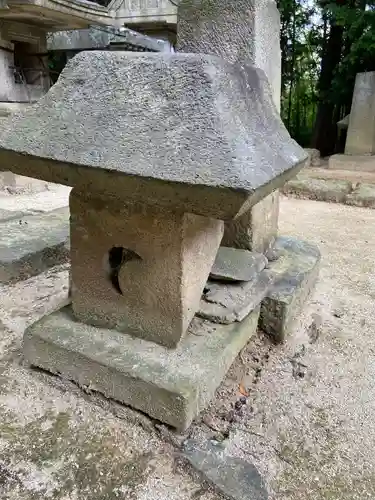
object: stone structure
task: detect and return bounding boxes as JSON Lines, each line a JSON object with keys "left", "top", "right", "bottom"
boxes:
{"left": 47, "top": 25, "right": 172, "bottom": 58}
{"left": 0, "top": 0, "right": 115, "bottom": 190}
{"left": 111, "top": 0, "right": 178, "bottom": 44}
{"left": 177, "top": 0, "right": 282, "bottom": 253}
{"left": 330, "top": 72, "right": 375, "bottom": 172}
{"left": 0, "top": 41, "right": 312, "bottom": 428}
{"left": 0, "top": 0, "right": 178, "bottom": 115}
{"left": 0, "top": 0, "right": 113, "bottom": 109}
{"left": 345, "top": 72, "right": 375, "bottom": 156}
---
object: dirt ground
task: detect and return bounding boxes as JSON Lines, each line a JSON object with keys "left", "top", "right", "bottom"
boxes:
{"left": 0, "top": 191, "right": 374, "bottom": 499}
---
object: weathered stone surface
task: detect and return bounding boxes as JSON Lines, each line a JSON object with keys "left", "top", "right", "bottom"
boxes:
{"left": 222, "top": 190, "right": 280, "bottom": 252}
{"left": 0, "top": 208, "right": 26, "bottom": 221}
{"left": 304, "top": 148, "right": 320, "bottom": 167}
{"left": 210, "top": 247, "right": 267, "bottom": 282}
{"left": 23, "top": 305, "right": 260, "bottom": 430}
{"left": 47, "top": 26, "right": 169, "bottom": 52}
{"left": 70, "top": 189, "right": 223, "bottom": 348}
{"left": 345, "top": 72, "right": 375, "bottom": 155}
{"left": 283, "top": 177, "right": 352, "bottom": 203}
{"left": 177, "top": 0, "right": 284, "bottom": 250}
{"left": 199, "top": 274, "right": 271, "bottom": 324}
{"left": 299, "top": 166, "right": 375, "bottom": 184}
{"left": 0, "top": 171, "right": 49, "bottom": 194}
{"left": 260, "top": 236, "right": 321, "bottom": 342}
{"left": 0, "top": 207, "right": 69, "bottom": 282}
{"left": 177, "top": 0, "right": 281, "bottom": 110}
{"left": 182, "top": 439, "right": 268, "bottom": 500}
{"left": 112, "top": 0, "right": 178, "bottom": 32}
{"left": 0, "top": 52, "right": 306, "bottom": 220}
{"left": 329, "top": 154, "right": 375, "bottom": 173}
{"left": 346, "top": 183, "right": 375, "bottom": 208}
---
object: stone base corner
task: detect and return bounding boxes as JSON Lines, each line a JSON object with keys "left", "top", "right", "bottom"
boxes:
{"left": 23, "top": 305, "right": 260, "bottom": 430}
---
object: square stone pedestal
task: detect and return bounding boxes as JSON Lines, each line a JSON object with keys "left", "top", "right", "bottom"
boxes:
{"left": 69, "top": 190, "right": 224, "bottom": 348}
{"left": 23, "top": 305, "right": 260, "bottom": 430}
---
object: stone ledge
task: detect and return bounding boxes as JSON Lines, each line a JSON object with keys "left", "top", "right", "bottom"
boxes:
{"left": 23, "top": 305, "right": 260, "bottom": 431}
{"left": 328, "top": 154, "right": 375, "bottom": 172}
{"left": 260, "top": 236, "right": 321, "bottom": 342}
{"left": 282, "top": 173, "right": 375, "bottom": 209}
{"left": 0, "top": 207, "right": 69, "bottom": 283}
{"left": 283, "top": 177, "right": 352, "bottom": 203}
{"left": 345, "top": 183, "right": 375, "bottom": 208}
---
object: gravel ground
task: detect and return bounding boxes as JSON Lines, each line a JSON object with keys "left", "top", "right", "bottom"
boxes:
{"left": 0, "top": 192, "right": 374, "bottom": 499}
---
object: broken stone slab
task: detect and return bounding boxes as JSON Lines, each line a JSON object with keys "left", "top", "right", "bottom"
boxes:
{"left": 0, "top": 207, "right": 70, "bottom": 283}
{"left": 210, "top": 247, "right": 267, "bottom": 282}
{"left": 283, "top": 177, "right": 352, "bottom": 203}
{"left": 23, "top": 305, "right": 260, "bottom": 431}
{"left": 345, "top": 183, "right": 375, "bottom": 208}
{"left": 182, "top": 439, "right": 268, "bottom": 500}
{"left": 259, "top": 236, "right": 321, "bottom": 342}
{"left": 0, "top": 51, "right": 306, "bottom": 220}
{"left": 198, "top": 273, "right": 272, "bottom": 325}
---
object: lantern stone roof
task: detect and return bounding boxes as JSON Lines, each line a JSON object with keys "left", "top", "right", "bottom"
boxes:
{"left": 0, "top": 51, "right": 306, "bottom": 219}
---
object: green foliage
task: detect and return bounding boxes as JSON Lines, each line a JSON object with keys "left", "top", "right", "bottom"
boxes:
{"left": 278, "top": 0, "right": 375, "bottom": 151}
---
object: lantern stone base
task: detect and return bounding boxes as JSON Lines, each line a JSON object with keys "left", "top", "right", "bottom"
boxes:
{"left": 23, "top": 305, "right": 260, "bottom": 431}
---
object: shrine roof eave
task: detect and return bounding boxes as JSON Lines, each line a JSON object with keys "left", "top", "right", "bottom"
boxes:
{"left": 0, "top": 0, "right": 115, "bottom": 30}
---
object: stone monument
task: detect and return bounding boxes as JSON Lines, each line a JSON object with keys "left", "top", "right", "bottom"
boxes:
{"left": 329, "top": 71, "right": 375, "bottom": 172}
{"left": 0, "top": 1, "right": 319, "bottom": 430}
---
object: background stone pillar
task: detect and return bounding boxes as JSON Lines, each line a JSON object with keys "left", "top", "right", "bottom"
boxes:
{"left": 345, "top": 71, "right": 375, "bottom": 156}
{"left": 177, "top": 0, "right": 282, "bottom": 252}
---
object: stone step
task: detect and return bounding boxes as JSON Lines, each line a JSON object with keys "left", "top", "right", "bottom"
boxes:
{"left": 260, "top": 236, "right": 321, "bottom": 342}
{"left": 283, "top": 174, "right": 375, "bottom": 208}
{"left": 0, "top": 207, "right": 70, "bottom": 283}
{"left": 307, "top": 167, "right": 375, "bottom": 184}
{"left": 328, "top": 154, "right": 375, "bottom": 173}
{"left": 283, "top": 177, "right": 352, "bottom": 203}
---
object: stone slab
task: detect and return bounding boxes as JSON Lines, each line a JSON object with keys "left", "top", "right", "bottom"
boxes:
{"left": 0, "top": 52, "right": 306, "bottom": 220}
{"left": 346, "top": 183, "right": 375, "bottom": 208}
{"left": 23, "top": 305, "right": 260, "bottom": 431}
{"left": 328, "top": 154, "right": 375, "bottom": 172}
{"left": 303, "top": 167, "right": 375, "bottom": 184}
{"left": 0, "top": 208, "right": 27, "bottom": 221}
{"left": 0, "top": 207, "right": 70, "bottom": 282}
{"left": 47, "top": 26, "right": 168, "bottom": 52}
{"left": 0, "top": 171, "right": 49, "bottom": 194}
{"left": 182, "top": 439, "right": 268, "bottom": 500}
{"left": 259, "top": 236, "right": 321, "bottom": 342}
{"left": 199, "top": 274, "right": 272, "bottom": 325}
{"left": 210, "top": 247, "right": 267, "bottom": 282}
{"left": 283, "top": 177, "right": 352, "bottom": 203}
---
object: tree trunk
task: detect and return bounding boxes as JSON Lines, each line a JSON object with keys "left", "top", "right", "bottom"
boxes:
{"left": 311, "top": 8, "right": 344, "bottom": 156}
